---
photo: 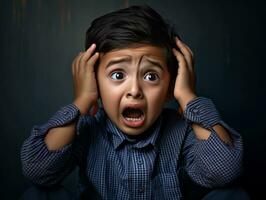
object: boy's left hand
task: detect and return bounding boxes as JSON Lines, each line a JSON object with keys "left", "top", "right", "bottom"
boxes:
{"left": 172, "top": 37, "right": 197, "bottom": 110}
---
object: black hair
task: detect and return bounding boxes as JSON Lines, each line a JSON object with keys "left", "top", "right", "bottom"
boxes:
{"left": 85, "top": 5, "right": 179, "bottom": 85}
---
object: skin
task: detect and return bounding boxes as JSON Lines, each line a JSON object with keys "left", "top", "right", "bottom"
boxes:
{"left": 44, "top": 38, "right": 232, "bottom": 150}
{"left": 96, "top": 45, "right": 170, "bottom": 136}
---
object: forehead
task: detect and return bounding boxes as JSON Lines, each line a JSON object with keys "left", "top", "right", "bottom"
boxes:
{"left": 99, "top": 45, "right": 167, "bottom": 65}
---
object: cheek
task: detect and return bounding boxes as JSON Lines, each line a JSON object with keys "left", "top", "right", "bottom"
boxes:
{"left": 98, "top": 80, "right": 122, "bottom": 113}
{"left": 145, "top": 86, "right": 168, "bottom": 109}
{"left": 147, "top": 76, "right": 170, "bottom": 108}
{"left": 97, "top": 67, "right": 121, "bottom": 114}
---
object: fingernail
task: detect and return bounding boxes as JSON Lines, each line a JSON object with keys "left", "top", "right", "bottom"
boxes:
{"left": 91, "top": 43, "right": 96, "bottom": 48}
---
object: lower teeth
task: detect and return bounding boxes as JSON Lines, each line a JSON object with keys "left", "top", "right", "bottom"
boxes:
{"left": 125, "top": 117, "right": 142, "bottom": 121}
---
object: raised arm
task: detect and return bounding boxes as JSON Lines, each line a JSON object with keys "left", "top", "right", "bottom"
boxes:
{"left": 172, "top": 38, "right": 243, "bottom": 186}
{"left": 172, "top": 37, "right": 232, "bottom": 144}
{"left": 21, "top": 44, "right": 99, "bottom": 186}
{"left": 45, "top": 44, "right": 99, "bottom": 150}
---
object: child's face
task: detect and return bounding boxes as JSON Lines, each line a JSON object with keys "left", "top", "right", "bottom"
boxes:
{"left": 97, "top": 45, "right": 171, "bottom": 136}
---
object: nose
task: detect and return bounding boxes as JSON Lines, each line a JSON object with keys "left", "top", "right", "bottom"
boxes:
{"left": 126, "top": 78, "right": 143, "bottom": 99}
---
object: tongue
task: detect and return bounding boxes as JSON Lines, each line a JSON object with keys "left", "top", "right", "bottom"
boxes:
{"left": 124, "top": 108, "right": 142, "bottom": 118}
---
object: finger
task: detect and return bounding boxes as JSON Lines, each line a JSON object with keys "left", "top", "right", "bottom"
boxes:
{"left": 175, "top": 38, "right": 194, "bottom": 70}
{"left": 72, "top": 52, "right": 83, "bottom": 75}
{"left": 178, "top": 42, "right": 196, "bottom": 87}
{"left": 177, "top": 38, "right": 194, "bottom": 58}
{"left": 72, "top": 53, "right": 83, "bottom": 94}
{"left": 175, "top": 38, "right": 193, "bottom": 65}
{"left": 78, "top": 44, "right": 96, "bottom": 76}
{"left": 80, "top": 44, "right": 97, "bottom": 65}
{"left": 175, "top": 37, "right": 193, "bottom": 57}
{"left": 172, "top": 47, "right": 187, "bottom": 69}
{"left": 85, "top": 52, "right": 99, "bottom": 73}
{"left": 172, "top": 48, "right": 190, "bottom": 80}
{"left": 173, "top": 48, "right": 196, "bottom": 91}
{"left": 73, "top": 52, "right": 84, "bottom": 75}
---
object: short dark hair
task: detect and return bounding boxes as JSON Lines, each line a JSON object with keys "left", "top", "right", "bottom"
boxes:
{"left": 85, "top": 5, "right": 179, "bottom": 84}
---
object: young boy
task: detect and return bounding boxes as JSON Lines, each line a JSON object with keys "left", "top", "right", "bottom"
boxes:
{"left": 21, "top": 5, "right": 244, "bottom": 200}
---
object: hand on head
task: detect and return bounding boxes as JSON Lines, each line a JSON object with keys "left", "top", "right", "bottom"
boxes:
{"left": 72, "top": 44, "right": 99, "bottom": 115}
{"left": 172, "top": 37, "right": 197, "bottom": 110}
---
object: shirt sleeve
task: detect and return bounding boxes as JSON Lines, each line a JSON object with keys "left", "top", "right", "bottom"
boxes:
{"left": 20, "top": 104, "right": 81, "bottom": 186}
{"left": 182, "top": 97, "right": 243, "bottom": 188}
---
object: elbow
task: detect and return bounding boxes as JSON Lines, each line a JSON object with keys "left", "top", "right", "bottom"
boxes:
{"left": 21, "top": 150, "right": 62, "bottom": 187}
{"left": 22, "top": 162, "right": 60, "bottom": 187}
{"left": 207, "top": 163, "right": 242, "bottom": 187}
{"left": 190, "top": 149, "right": 243, "bottom": 188}
{"left": 20, "top": 144, "right": 56, "bottom": 186}
{"left": 205, "top": 152, "right": 243, "bottom": 187}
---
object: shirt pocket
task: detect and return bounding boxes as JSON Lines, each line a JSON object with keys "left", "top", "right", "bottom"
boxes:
{"left": 152, "top": 173, "right": 182, "bottom": 200}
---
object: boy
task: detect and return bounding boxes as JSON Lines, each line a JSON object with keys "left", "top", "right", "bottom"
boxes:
{"left": 21, "top": 5, "right": 244, "bottom": 200}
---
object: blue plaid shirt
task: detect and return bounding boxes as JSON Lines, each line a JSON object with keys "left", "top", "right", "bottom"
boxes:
{"left": 21, "top": 97, "right": 243, "bottom": 199}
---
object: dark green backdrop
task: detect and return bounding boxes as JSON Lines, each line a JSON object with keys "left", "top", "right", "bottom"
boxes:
{"left": 0, "top": 0, "right": 265, "bottom": 199}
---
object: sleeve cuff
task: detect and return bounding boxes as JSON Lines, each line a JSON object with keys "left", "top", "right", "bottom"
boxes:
{"left": 34, "top": 104, "right": 80, "bottom": 136}
{"left": 184, "top": 97, "right": 221, "bottom": 129}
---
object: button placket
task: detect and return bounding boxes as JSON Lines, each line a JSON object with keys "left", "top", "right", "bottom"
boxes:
{"left": 138, "top": 186, "right": 145, "bottom": 193}
{"left": 137, "top": 157, "right": 143, "bottom": 165}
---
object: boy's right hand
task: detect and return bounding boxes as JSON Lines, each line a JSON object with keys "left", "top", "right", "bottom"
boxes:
{"left": 72, "top": 44, "right": 99, "bottom": 115}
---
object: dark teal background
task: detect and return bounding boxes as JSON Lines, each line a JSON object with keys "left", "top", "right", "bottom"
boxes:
{"left": 0, "top": 0, "right": 265, "bottom": 199}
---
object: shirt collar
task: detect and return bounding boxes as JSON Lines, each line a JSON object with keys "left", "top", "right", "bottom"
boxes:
{"left": 105, "top": 116, "right": 162, "bottom": 150}
{"left": 106, "top": 118, "right": 126, "bottom": 149}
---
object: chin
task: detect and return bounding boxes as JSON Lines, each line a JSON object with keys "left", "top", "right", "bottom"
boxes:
{"left": 120, "top": 126, "right": 148, "bottom": 136}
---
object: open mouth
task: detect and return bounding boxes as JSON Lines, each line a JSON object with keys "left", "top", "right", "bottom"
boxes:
{"left": 122, "top": 107, "right": 145, "bottom": 127}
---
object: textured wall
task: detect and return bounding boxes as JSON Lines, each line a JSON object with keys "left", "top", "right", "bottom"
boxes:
{"left": 0, "top": 0, "right": 265, "bottom": 199}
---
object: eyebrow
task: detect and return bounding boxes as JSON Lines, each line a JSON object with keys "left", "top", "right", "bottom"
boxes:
{"left": 144, "top": 58, "right": 164, "bottom": 70}
{"left": 105, "top": 56, "right": 164, "bottom": 70}
{"left": 105, "top": 57, "right": 131, "bottom": 69}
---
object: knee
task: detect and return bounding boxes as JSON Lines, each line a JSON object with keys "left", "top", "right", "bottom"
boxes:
{"left": 202, "top": 187, "right": 250, "bottom": 200}
{"left": 20, "top": 184, "right": 75, "bottom": 200}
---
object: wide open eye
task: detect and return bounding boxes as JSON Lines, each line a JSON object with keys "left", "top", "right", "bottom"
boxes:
{"left": 110, "top": 71, "right": 125, "bottom": 80}
{"left": 144, "top": 72, "right": 159, "bottom": 82}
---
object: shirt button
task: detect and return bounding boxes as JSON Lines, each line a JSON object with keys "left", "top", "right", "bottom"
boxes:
{"left": 192, "top": 108, "right": 199, "bottom": 114}
{"left": 137, "top": 159, "right": 143, "bottom": 165}
{"left": 63, "top": 111, "right": 69, "bottom": 115}
{"left": 138, "top": 186, "right": 145, "bottom": 193}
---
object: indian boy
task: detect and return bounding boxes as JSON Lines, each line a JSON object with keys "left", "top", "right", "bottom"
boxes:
{"left": 21, "top": 5, "right": 245, "bottom": 200}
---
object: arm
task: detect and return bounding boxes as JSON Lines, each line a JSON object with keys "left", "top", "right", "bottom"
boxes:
{"left": 172, "top": 38, "right": 232, "bottom": 144}
{"left": 172, "top": 38, "right": 243, "bottom": 186}
{"left": 21, "top": 104, "right": 80, "bottom": 186}
{"left": 181, "top": 97, "right": 243, "bottom": 187}
{"left": 21, "top": 44, "right": 99, "bottom": 186}
{"left": 45, "top": 44, "right": 99, "bottom": 150}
